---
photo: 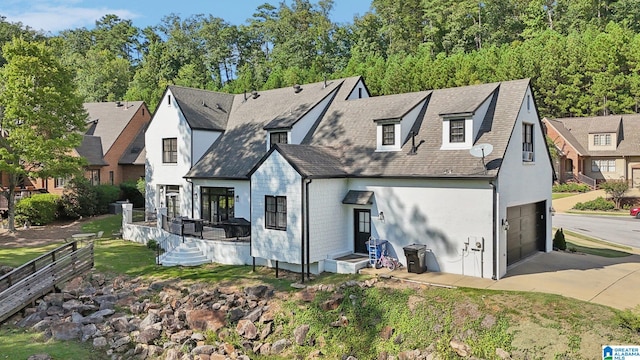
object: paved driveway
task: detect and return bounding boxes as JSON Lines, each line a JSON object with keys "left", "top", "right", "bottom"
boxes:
{"left": 368, "top": 250, "right": 640, "bottom": 310}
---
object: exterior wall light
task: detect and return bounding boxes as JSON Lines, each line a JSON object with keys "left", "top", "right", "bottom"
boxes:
{"left": 378, "top": 211, "right": 385, "bottom": 222}
{"left": 501, "top": 219, "right": 510, "bottom": 231}
{"left": 236, "top": 195, "right": 240, "bottom": 203}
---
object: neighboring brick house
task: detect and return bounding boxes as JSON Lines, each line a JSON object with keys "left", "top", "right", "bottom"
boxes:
{"left": 44, "top": 101, "right": 151, "bottom": 195}
{"left": 543, "top": 115, "right": 640, "bottom": 188}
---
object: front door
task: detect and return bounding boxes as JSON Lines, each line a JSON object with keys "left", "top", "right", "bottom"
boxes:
{"left": 354, "top": 209, "right": 371, "bottom": 254}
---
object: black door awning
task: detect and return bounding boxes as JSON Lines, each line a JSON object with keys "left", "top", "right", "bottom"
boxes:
{"left": 342, "top": 190, "right": 374, "bottom": 205}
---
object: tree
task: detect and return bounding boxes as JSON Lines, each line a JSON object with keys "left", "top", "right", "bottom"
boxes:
{"left": 599, "top": 179, "right": 629, "bottom": 210}
{"left": 0, "top": 38, "right": 87, "bottom": 231}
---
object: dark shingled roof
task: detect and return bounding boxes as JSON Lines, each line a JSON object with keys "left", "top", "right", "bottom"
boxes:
{"left": 185, "top": 77, "right": 354, "bottom": 179}
{"left": 77, "top": 135, "right": 107, "bottom": 166}
{"left": 267, "top": 144, "right": 347, "bottom": 178}
{"left": 119, "top": 124, "right": 146, "bottom": 165}
{"left": 84, "top": 101, "right": 145, "bottom": 155}
{"left": 303, "top": 80, "right": 524, "bottom": 178}
{"left": 550, "top": 114, "right": 640, "bottom": 156}
{"left": 169, "top": 86, "right": 235, "bottom": 131}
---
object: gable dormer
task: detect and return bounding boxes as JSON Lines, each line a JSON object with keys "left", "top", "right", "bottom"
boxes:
{"left": 587, "top": 116, "right": 621, "bottom": 152}
{"left": 374, "top": 96, "right": 429, "bottom": 152}
{"left": 439, "top": 90, "right": 494, "bottom": 150}
{"left": 374, "top": 118, "right": 401, "bottom": 151}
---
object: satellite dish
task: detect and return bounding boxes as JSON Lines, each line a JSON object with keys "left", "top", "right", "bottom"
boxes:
{"left": 469, "top": 143, "right": 493, "bottom": 158}
{"left": 470, "top": 143, "right": 493, "bottom": 174}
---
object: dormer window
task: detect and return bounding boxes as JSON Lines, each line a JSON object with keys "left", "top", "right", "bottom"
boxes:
{"left": 593, "top": 133, "right": 611, "bottom": 146}
{"left": 449, "top": 120, "right": 465, "bottom": 143}
{"left": 382, "top": 124, "right": 395, "bottom": 145}
{"left": 269, "top": 131, "right": 288, "bottom": 148}
{"left": 375, "top": 120, "right": 401, "bottom": 152}
{"left": 441, "top": 115, "right": 473, "bottom": 150}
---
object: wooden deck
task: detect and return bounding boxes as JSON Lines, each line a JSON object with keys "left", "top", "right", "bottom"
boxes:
{"left": 0, "top": 241, "right": 94, "bottom": 323}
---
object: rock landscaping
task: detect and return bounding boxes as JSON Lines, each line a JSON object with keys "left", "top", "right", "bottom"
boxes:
{"left": 4, "top": 271, "right": 515, "bottom": 360}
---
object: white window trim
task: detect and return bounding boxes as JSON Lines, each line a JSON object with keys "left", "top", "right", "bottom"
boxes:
{"left": 441, "top": 117, "right": 473, "bottom": 150}
{"left": 376, "top": 122, "right": 401, "bottom": 152}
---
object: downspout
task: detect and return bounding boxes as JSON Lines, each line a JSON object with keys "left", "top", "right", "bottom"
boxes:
{"left": 186, "top": 178, "right": 194, "bottom": 218}
{"left": 305, "top": 178, "right": 312, "bottom": 280}
{"left": 490, "top": 181, "right": 498, "bottom": 280}
{"left": 301, "top": 178, "right": 305, "bottom": 283}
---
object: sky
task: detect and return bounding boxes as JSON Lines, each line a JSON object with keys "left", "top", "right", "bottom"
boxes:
{"left": 3, "top": 0, "right": 373, "bottom": 34}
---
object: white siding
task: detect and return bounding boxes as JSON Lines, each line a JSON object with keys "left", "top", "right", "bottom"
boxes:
{"left": 400, "top": 99, "right": 427, "bottom": 144}
{"left": 251, "top": 152, "right": 303, "bottom": 263}
{"left": 145, "top": 89, "right": 193, "bottom": 216}
{"left": 496, "top": 85, "right": 553, "bottom": 279}
{"left": 346, "top": 178, "right": 494, "bottom": 278}
{"left": 192, "top": 129, "right": 222, "bottom": 164}
{"left": 346, "top": 79, "right": 370, "bottom": 100}
{"left": 308, "top": 179, "right": 349, "bottom": 262}
{"left": 290, "top": 90, "right": 338, "bottom": 143}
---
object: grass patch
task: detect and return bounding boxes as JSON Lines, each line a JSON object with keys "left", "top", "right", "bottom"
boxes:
{"left": 0, "top": 327, "right": 108, "bottom": 359}
{"left": 565, "top": 241, "right": 632, "bottom": 257}
{"left": 561, "top": 229, "right": 633, "bottom": 252}
{"left": 566, "top": 209, "right": 630, "bottom": 216}
{"left": 0, "top": 243, "right": 63, "bottom": 268}
{"left": 80, "top": 214, "right": 122, "bottom": 238}
{"left": 552, "top": 192, "right": 579, "bottom": 200}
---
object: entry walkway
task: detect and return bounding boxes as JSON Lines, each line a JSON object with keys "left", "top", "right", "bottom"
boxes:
{"left": 361, "top": 250, "right": 640, "bottom": 310}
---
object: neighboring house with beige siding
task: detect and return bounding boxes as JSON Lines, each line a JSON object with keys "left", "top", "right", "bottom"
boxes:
{"left": 543, "top": 114, "right": 640, "bottom": 188}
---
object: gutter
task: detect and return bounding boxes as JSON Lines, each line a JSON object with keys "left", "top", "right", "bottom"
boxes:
{"left": 305, "top": 178, "right": 312, "bottom": 279}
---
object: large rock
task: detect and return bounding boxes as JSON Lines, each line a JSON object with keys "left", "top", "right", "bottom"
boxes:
{"left": 137, "top": 326, "right": 161, "bottom": 344}
{"left": 236, "top": 319, "right": 258, "bottom": 339}
{"left": 51, "top": 322, "right": 82, "bottom": 341}
{"left": 186, "top": 309, "right": 226, "bottom": 332}
{"left": 271, "top": 338, "right": 291, "bottom": 354}
{"left": 294, "top": 324, "right": 310, "bottom": 346}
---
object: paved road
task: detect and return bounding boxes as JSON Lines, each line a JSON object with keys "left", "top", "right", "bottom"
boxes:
{"left": 552, "top": 213, "right": 640, "bottom": 248}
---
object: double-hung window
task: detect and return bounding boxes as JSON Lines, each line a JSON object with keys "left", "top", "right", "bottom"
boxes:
{"left": 265, "top": 195, "right": 287, "bottom": 230}
{"left": 522, "top": 123, "right": 534, "bottom": 161}
{"left": 162, "top": 138, "right": 177, "bottom": 163}
{"left": 592, "top": 159, "right": 615, "bottom": 173}
{"left": 449, "top": 120, "right": 465, "bottom": 143}
{"left": 382, "top": 124, "right": 395, "bottom": 146}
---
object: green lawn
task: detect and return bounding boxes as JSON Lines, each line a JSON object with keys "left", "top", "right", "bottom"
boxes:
{"left": 552, "top": 192, "right": 578, "bottom": 200}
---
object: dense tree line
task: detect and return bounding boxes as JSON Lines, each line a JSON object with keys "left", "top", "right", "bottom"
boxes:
{"left": 2, "top": 0, "right": 640, "bottom": 117}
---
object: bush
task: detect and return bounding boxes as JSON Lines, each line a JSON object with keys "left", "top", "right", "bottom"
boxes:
{"left": 59, "top": 177, "right": 98, "bottom": 218}
{"left": 553, "top": 228, "right": 566, "bottom": 250}
{"left": 15, "top": 194, "right": 60, "bottom": 226}
{"left": 552, "top": 183, "right": 591, "bottom": 193}
{"left": 147, "top": 239, "right": 158, "bottom": 250}
{"left": 573, "top": 197, "right": 615, "bottom": 211}
{"left": 95, "top": 184, "right": 121, "bottom": 214}
{"left": 120, "top": 180, "right": 145, "bottom": 208}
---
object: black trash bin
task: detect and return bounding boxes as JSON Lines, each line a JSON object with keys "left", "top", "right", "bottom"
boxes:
{"left": 403, "top": 244, "right": 427, "bottom": 274}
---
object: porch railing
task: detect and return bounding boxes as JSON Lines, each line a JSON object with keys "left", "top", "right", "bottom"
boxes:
{"left": 576, "top": 172, "right": 597, "bottom": 189}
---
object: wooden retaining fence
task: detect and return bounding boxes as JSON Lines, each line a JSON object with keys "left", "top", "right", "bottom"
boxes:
{"left": 0, "top": 241, "right": 94, "bottom": 323}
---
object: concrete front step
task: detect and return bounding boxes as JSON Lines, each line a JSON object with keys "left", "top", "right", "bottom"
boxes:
{"left": 159, "top": 242, "right": 210, "bottom": 267}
